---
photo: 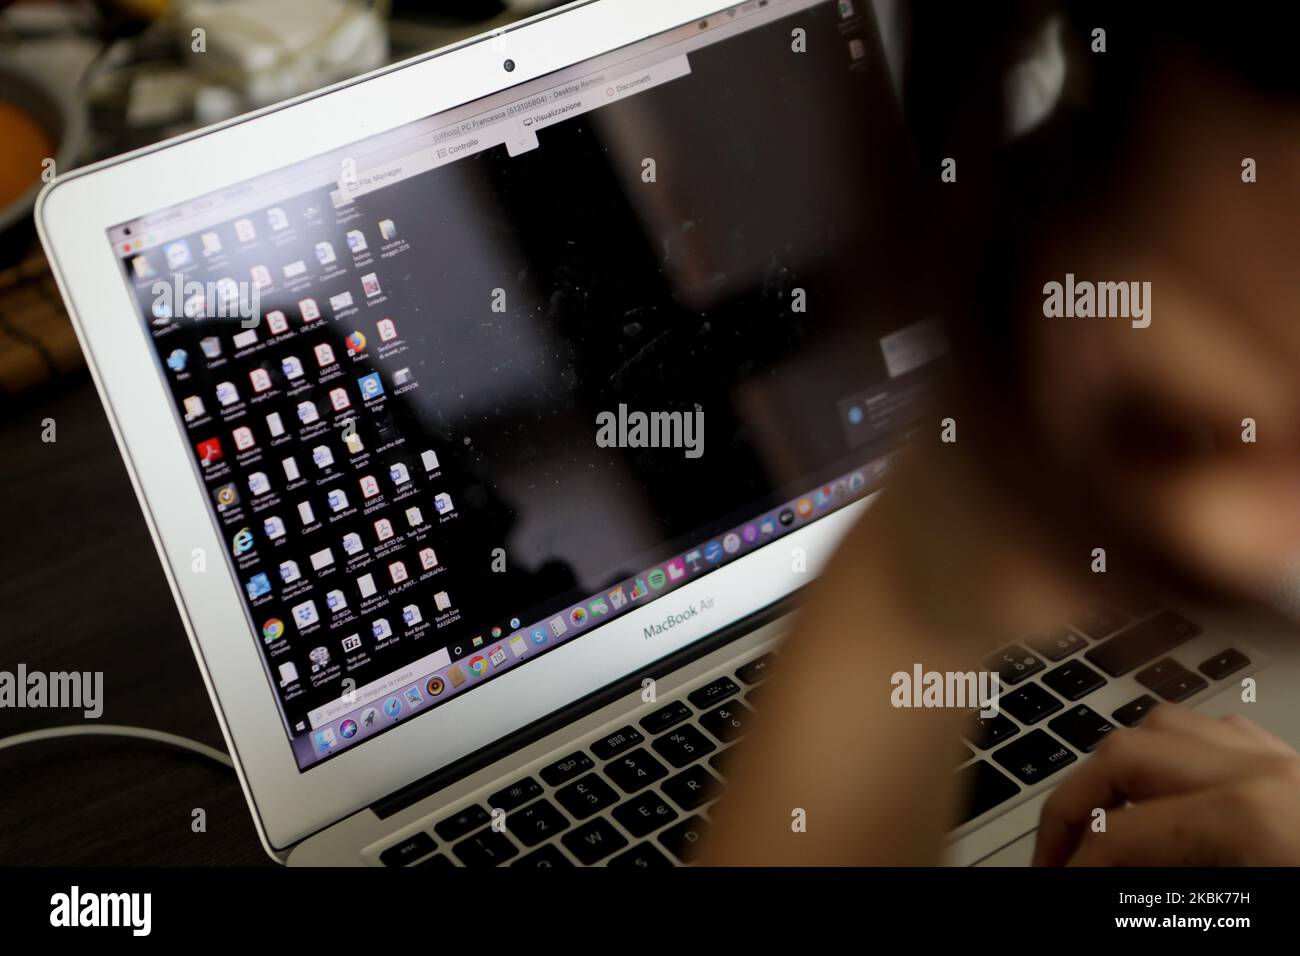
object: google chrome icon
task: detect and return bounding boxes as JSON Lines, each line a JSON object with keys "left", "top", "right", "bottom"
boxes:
{"left": 467, "top": 655, "right": 488, "bottom": 677}
{"left": 345, "top": 331, "right": 367, "bottom": 354}
{"left": 262, "top": 618, "right": 285, "bottom": 642}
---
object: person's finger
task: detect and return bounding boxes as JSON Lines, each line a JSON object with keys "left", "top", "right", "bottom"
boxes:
{"left": 1032, "top": 728, "right": 1275, "bottom": 866}
{"left": 1216, "top": 713, "right": 1299, "bottom": 757}
{"left": 1064, "top": 788, "right": 1250, "bottom": 867}
{"left": 1141, "top": 703, "right": 1293, "bottom": 756}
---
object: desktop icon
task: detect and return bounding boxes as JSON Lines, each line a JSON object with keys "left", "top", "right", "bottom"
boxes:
{"left": 467, "top": 655, "right": 488, "bottom": 677}
{"left": 383, "top": 697, "right": 402, "bottom": 718}
{"left": 231, "top": 527, "right": 255, "bottom": 556}
{"left": 214, "top": 483, "right": 240, "bottom": 511}
{"left": 569, "top": 606, "right": 588, "bottom": 627}
{"left": 647, "top": 569, "right": 667, "bottom": 590}
{"left": 339, "top": 719, "right": 358, "bottom": 739}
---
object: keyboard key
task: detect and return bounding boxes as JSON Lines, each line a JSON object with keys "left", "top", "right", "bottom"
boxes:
{"left": 603, "top": 748, "right": 669, "bottom": 793}
{"left": 658, "top": 815, "right": 711, "bottom": 863}
{"left": 379, "top": 831, "right": 436, "bottom": 866}
{"left": 609, "top": 843, "right": 674, "bottom": 868}
{"left": 1135, "top": 657, "right": 1186, "bottom": 690}
{"left": 651, "top": 724, "right": 717, "bottom": 768}
{"left": 1041, "top": 660, "right": 1106, "bottom": 701}
{"left": 508, "top": 798, "right": 571, "bottom": 847}
{"left": 1137, "top": 659, "right": 1209, "bottom": 702}
{"left": 993, "top": 729, "right": 1077, "bottom": 786}
{"left": 512, "top": 844, "right": 573, "bottom": 867}
{"left": 434, "top": 804, "right": 490, "bottom": 842}
{"left": 1000, "top": 683, "right": 1063, "bottom": 725}
{"left": 1068, "top": 606, "right": 1129, "bottom": 641}
{"left": 539, "top": 751, "right": 594, "bottom": 787}
{"left": 688, "top": 676, "right": 740, "bottom": 710}
{"left": 1198, "top": 648, "right": 1251, "bottom": 681}
{"left": 453, "top": 829, "right": 519, "bottom": 867}
{"left": 555, "top": 773, "right": 619, "bottom": 820}
{"left": 699, "top": 699, "right": 753, "bottom": 743}
{"left": 562, "top": 818, "right": 628, "bottom": 864}
{"left": 640, "top": 700, "right": 693, "bottom": 735}
{"left": 416, "top": 854, "right": 455, "bottom": 868}
{"left": 590, "top": 726, "right": 644, "bottom": 761}
{"left": 966, "top": 711, "right": 1019, "bottom": 750}
{"left": 954, "top": 760, "right": 1020, "bottom": 825}
{"left": 984, "top": 645, "right": 1045, "bottom": 685}
{"left": 488, "top": 776, "right": 542, "bottom": 813}
{"left": 613, "top": 790, "right": 679, "bottom": 837}
{"left": 1027, "top": 628, "right": 1087, "bottom": 662}
{"left": 662, "top": 764, "right": 722, "bottom": 811}
{"left": 1112, "top": 694, "right": 1158, "bottom": 727}
{"left": 1154, "top": 671, "right": 1209, "bottom": 703}
{"left": 736, "top": 653, "right": 776, "bottom": 685}
{"left": 1084, "top": 610, "right": 1199, "bottom": 677}
{"left": 1048, "top": 704, "right": 1115, "bottom": 753}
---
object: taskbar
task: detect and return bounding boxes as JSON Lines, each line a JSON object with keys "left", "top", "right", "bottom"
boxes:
{"left": 293, "top": 450, "right": 897, "bottom": 766}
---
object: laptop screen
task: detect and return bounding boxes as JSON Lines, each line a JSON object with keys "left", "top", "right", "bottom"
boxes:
{"left": 107, "top": 0, "right": 935, "bottom": 769}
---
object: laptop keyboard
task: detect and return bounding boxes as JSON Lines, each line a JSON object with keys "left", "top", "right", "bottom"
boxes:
{"left": 377, "top": 597, "right": 1257, "bottom": 865}
{"left": 956, "top": 598, "right": 1255, "bottom": 827}
{"left": 378, "top": 651, "right": 776, "bottom": 866}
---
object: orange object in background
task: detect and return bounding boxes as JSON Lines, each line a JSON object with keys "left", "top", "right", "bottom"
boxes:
{"left": 0, "top": 99, "right": 52, "bottom": 210}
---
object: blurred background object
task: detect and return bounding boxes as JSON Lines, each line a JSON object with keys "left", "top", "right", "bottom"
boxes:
{"left": 0, "top": 0, "right": 565, "bottom": 396}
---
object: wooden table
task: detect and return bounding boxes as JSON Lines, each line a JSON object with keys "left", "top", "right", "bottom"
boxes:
{"left": 0, "top": 376, "right": 272, "bottom": 865}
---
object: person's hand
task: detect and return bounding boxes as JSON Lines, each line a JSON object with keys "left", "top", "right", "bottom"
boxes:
{"left": 1033, "top": 704, "right": 1300, "bottom": 866}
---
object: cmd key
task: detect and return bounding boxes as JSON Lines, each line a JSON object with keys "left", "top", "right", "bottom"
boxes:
{"left": 1084, "top": 610, "right": 1200, "bottom": 678}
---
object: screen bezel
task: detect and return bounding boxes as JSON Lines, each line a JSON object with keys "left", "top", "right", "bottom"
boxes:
{"left": 37, "top": 0, "right": 872, "bottom": 854}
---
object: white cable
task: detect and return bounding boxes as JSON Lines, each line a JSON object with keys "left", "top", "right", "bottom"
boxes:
{"left": 0, "top": 724, "right": 234, "bottom": 770}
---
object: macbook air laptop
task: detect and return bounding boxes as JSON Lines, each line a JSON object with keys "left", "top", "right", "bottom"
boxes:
{"left": 37, "top": 0, "right": 1300, "bottom": 867}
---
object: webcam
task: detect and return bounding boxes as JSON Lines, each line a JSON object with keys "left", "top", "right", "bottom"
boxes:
{"left": 503, "top": 58, "right": 516, "bottom": 72}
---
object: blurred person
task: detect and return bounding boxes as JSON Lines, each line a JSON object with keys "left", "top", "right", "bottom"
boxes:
{"left": 703, "top": 0, "right": 1300, "bottom": 866}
